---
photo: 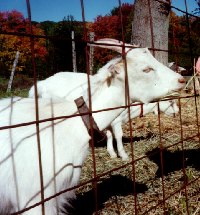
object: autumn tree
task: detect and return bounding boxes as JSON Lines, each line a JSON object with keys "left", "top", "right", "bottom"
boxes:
{"left": 90, "top": 15, "right": 120, "bottom": 69}
{"left": 92, "top": 3, "right": 134, "bottom": 41}
{"left": 0, "top": 10, "right": 47, "bottom": 77}
{"left": 90, "top": 3, "right": 134, "bottom": 70}
{"left": 110, "top": 3, "right": 134, "bottom": 42}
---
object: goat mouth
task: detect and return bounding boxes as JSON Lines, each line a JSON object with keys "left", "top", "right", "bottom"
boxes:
{"left": 163, "top": 91, "right": 180, "bottom": 98}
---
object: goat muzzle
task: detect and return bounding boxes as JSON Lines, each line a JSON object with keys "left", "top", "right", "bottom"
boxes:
{"left": 178, "top": 77, "right": 185, "bottom": 84}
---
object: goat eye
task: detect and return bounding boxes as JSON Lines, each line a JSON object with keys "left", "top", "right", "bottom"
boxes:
{"left": 143, "top": 67, "right": 153, "bottom": 73}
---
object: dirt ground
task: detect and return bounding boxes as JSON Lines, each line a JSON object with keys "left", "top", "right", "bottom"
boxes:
{"left": 72, "top": 93, "right": 200, "bottom": 215}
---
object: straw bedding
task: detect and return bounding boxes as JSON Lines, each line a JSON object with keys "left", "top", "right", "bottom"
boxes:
{"left": 73, "top": 93, "right": 200, "bottom": 215}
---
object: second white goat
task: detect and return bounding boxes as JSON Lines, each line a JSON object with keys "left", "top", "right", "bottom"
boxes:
{"left": 106, "top": 100, "right": 179, "bottom": 160}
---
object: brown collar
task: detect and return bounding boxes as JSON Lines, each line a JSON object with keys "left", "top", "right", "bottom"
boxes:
{"left": 74, "top": 96, "right": 107, "bottom": 145}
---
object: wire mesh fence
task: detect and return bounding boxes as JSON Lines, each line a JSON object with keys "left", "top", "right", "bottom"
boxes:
{"left": 0, "top": 0, "right": 199, "bottom": 214}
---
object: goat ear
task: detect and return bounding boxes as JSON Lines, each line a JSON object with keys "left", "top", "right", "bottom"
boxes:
{"left": 108, "top": 63, "right": 121, "bottom": 77}
{"left": 91, "top": 38, "right": 138, "bottom": 54}
{"left": 106, "top": 64, "right": 122, "bottom": 86}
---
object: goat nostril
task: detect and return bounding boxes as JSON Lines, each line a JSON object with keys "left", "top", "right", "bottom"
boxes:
{"left": 178, "top": 78, "right": 185, "bottom": 84}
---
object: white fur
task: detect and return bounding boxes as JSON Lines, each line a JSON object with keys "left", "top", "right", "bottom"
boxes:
{"left": 0, "top": 39, "right": 185, "bottom": 214}
{"left": 106, "top": 100, "right": 179, "bottom": 161}
{"left": 29, "top": 47, "right": 184, "bottom": 161}
{"left": 30, "top": 70, "right": 180, "bottom": 161}
{"left": 29, "top": 45, "right": 185, "bottom": 104}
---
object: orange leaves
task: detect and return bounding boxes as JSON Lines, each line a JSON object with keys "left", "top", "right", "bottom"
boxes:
{"left": 0, "top": 10, "right": 47, "bottom": 74}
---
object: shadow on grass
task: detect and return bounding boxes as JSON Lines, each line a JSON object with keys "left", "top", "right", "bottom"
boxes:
{"left": 146, "top": 147, "right": 200, "bottom": 177}
{"left": 65, "top": 175, "right": 148, "bottom": 215}
{"left": 94, "top": 132, "right": 154, "bottom": 148}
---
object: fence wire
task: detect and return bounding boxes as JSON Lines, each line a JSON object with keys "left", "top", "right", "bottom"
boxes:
{"left": 0, "top": 0, "right": 200, "bottom": 215}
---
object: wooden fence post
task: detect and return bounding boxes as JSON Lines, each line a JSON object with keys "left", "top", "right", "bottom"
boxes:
{"left": 7, "top": 51, "right": 20, "bottom": 92}
{"left": 71, "top": 31, "right": 77, "bottom": 72}
{"left": 89, "top": 32, "right": 95, "bottom": 75}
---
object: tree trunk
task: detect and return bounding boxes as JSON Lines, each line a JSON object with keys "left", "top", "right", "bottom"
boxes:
{"left": 132, "top": 0, "right": 170, "bottom": 65}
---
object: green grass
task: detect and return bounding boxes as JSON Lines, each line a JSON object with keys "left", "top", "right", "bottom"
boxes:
{"left": 0, "top": 75, "right": 32, "bottom": 98}
{"left": 0, "top": 88, "right": 29, "bottom": 98}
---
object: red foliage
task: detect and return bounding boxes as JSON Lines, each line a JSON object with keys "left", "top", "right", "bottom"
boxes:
{"left": 91, "top": 15, "right": 120, "bottom": 40}
{"left": 0, "top": 10, "right": 26, "bottom": 32}
{"left": 89, "top": 3, "right": 134, "bottom": 67}
{"left": 0, "top": 10, "right": 47, "bottom": 61}
{"left": 0, "top": 10, "right": 47, "bottom": 73}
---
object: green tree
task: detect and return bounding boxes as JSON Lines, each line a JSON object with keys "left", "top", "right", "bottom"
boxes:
{"left": 169, "top": 12, "right": 200, "bottom": 71}
{"left": 47, "top": 15, "right": 85, "bottom": 75}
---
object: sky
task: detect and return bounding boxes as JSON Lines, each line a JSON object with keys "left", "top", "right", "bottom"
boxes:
{"left": 0, "top": 0, "right": 198, "bottom": 22}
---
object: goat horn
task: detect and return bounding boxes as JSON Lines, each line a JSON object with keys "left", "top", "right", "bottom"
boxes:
{"left": 90, "top": 38, "right": 139, "bottom": 54}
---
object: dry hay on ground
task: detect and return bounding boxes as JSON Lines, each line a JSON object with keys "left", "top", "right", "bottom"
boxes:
{"left": 75, "top": 94, "right": 200, "bottom": 215}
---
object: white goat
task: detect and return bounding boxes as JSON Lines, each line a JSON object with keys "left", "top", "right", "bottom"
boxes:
{"left": 29, "top": 72, "right": 90, "bottom": 101}
{"left": 106, "top": 100, "right": 179, "bottom": 160}
{"left": 0, "top": 39, "right": 185, "bottom": 214}
{"left": 29, "top": 72, "right": 179, "bottom": 160}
